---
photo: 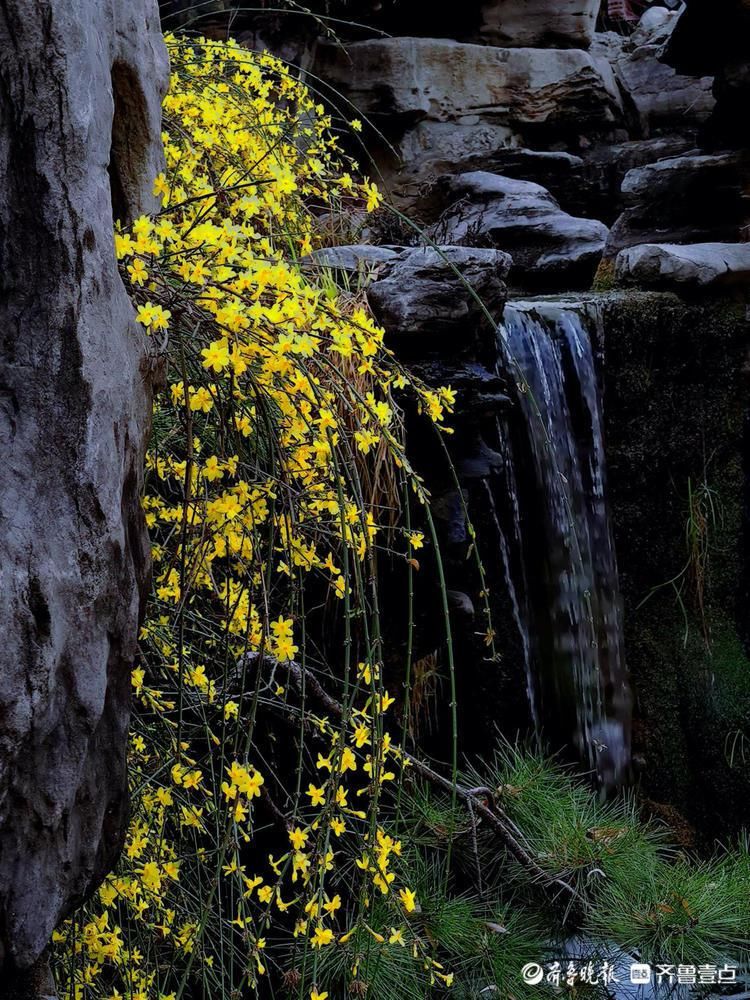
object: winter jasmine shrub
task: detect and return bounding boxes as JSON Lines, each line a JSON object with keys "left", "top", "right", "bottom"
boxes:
{"left": 51, "top": 34, "right": 456, "bottom": 1000}
{"left": 51, "top": 33, "right": 750, "bottom": 1000}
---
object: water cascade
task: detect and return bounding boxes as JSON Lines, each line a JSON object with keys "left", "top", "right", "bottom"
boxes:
{"left": 493, "top": 300, "right": 632, "bottom": 789}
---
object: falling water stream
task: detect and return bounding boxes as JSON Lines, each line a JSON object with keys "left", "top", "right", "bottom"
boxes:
{"left": 493, "top": 300, "right": 632, "bottom": 789}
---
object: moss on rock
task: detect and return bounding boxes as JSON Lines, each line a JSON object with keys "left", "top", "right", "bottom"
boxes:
{"left": 599, "top": 291, "right": 750, "bottom": 836}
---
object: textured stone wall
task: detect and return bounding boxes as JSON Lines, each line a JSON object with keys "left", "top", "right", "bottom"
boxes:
{"left": 0, "top": 0, "right": 168, "bottom": 986}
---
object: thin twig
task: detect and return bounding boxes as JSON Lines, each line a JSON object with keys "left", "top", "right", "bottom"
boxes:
{"left": 244, "top": 652, "right": 582, "bottom": 907}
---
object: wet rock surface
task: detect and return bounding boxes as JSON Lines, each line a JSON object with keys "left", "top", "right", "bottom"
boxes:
{"left": 0, "top": 0, "right": 167, "bottom": 980}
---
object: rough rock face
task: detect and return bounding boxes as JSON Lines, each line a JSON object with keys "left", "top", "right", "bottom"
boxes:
{"left": 315, "top": 38, "right": 623, "bottom": 134}
{"left": 310, "top": 12, "right": 723, "bottom": 218}
{"left": 392, "top": 120, "right": 520, "bottom": 205}
{"left": 478, "top": 0, "right": 601, "bottom": 49}
{"left": 595, "top": 16, "right": 714, "bottom": 137}
{"left": 430, "top": 171, "right": 609, "bottom": 290}
{"left": 0, "top": 0, "right": 168, "bottom": 982}
{"left": 614, "top": 242, "right": 750, "bottom": 291}
{"left": 366, "top": 246, "right": 511, "bottom": 356}
{"left": 362, "top": 242, "right": 528, "bottom": 756}
{"left": 604, "top": 152, "right": 750, "bottom": 259}
{"left": 306, "top": 3, "right": 729, "bottom": 222}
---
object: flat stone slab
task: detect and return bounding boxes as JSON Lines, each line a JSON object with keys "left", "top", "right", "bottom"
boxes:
{"left": 615, "top": 242, "right": 750, "bottom": 291}
{"left": 315, "top": 37, "right": 622, "bottom": 131}
{"left": 305, "top": 244, "right": 403, "bottom": 274}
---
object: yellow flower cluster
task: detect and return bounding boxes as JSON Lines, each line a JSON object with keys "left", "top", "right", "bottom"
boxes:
{"left": 53, "top": 35, "right": 456, "bottom": 1000}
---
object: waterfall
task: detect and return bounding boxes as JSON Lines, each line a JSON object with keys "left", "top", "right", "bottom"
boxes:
{"left": 494, "top": 300, "right": 631, "bottom": 789}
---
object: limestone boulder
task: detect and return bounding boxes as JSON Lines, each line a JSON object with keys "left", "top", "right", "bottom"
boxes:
{"left": 315, "top": 37, "right": 623, "bottom": 135}
{"left": 0, "top": 0, "right": 167, "bottom": 979}
{"left": 304, "top": 245, "right": 403, "bottom": 289}
{"left": 439, "top": 139, "right": 694, "bottom": 226}
{"left": 614, "top": 242, "right": 750, "bottom": 291}
{"left": 388, "top": 120, "right": 521, "bottom": 206}
{"left": 366, "top": 246, "right": 513, "bottom": 511}
{"left": 399, "top": 120, "right": 519, "bottom": 170}
{"left": 631, "top": 6, "right": 679, "bottom": 47}
{"left": 566, "top": 136, "right": 696, "bottom": 223}
{"left": 366, "top": 246, "right": 511, "bottom": 355}
{"left": 429, "top": 171, "right": 609, "bottom": 290}
{"left": 604, "top": 151, "right": 750, "bottom": 259}
{"left": 307, "top": 244, "right": 403, "bottom": 273}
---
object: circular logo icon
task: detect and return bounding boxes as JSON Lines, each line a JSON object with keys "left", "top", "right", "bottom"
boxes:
{"left": 521, "top": 963, "right": 545, "bottom": 986}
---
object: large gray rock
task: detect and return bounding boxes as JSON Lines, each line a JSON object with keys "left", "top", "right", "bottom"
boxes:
{"left": 315, "top": 37, "right": 623, "bottom": 134}
{"left": 478, "top": 0, "right": 601, "bottom": 49}
{"left": 604, "top": 151, "right": 750, "bottom": 259}
{"left": 614, "top": 242, "right": 750, "bottom": 291}
{"left": 430, "top": 171, "right": 609, "bottom": 290}
{"left": 366, "top": 246, "right": 511, "bottom": 351}
{"left": 367, "top": 246, "right": 513, "bottom": 548}
{"left": 399, "top": 120, "right": 519, "bottom": 172}
{"left": 387, "top": 119, "right": 521, "bottom": 206}
{"left": 430, "top": 138, "right": 697, "bottom": 226}
{"left": 0, "top": 0, "right": 167, "bottom": 981}
{"left": 631, "top": 6, "right": 680, "bottom": 48}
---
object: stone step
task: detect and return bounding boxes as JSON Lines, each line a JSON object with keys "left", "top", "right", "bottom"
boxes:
{"left": 614, "top": 241, "right": 750, "bottom": 291}
{"left": 429, "top": 171, "right": 609, "bottom": 291}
